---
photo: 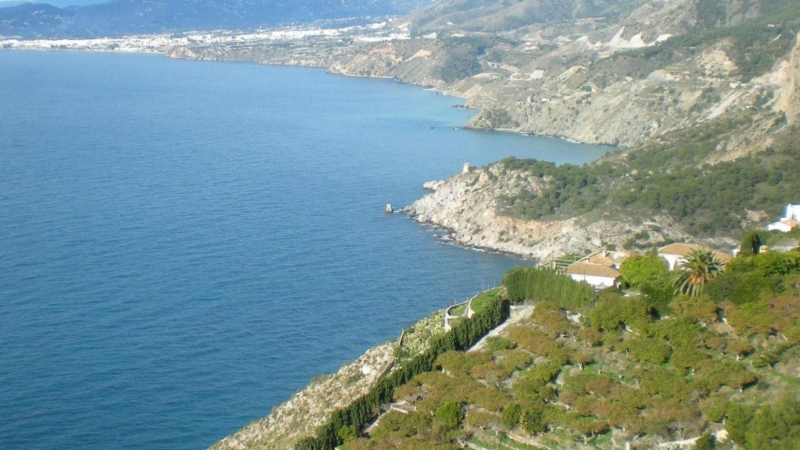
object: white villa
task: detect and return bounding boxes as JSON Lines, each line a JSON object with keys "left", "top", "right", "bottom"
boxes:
{"left": 657, "top": 243, "right": 732, "bottom": 271}
{"left": 565, "top": 250, "right": 627, "bottom": 289}
{"left": 767, "top": 203, "right": 800, "bottom": 233}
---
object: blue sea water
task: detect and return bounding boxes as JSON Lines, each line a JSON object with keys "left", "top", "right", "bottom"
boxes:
{"left": 0, "top": 51, "right": 607, "bottom": 449}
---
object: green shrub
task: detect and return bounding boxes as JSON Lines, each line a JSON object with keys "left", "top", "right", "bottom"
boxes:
{"left": 744, "top": 394, "right": 800, "bottom": 449}
{"left": 337, "top": 425, "right": 357, "bottom": 442}
{"left": 739, "top": 230, "right": 770, "bottom": 256}
{"left": 728, "top": 251, "right": 800, "bottom": 277}
{"left": 624, "top": 337, "right": 672, "bottom": 364}
{"left": 503, "top": 267, "right": 595, "bottom": 309}
{"left": 693, "top": 433, "right": 715, "bottom": 450}
{"left": 621, "top": 254, "right": 668, "bottom": 287}
{"left": 726, "top": 403, "right": 754, "bottom": 446}
{"left": 640, "top": 271, "right": 677, "bottom": 316}
{"left": 434, "top": 401, "right": 464, "bottom": 429}
{"left": 587, "top": 295, "right": 652, "bottom": 332}
{"left": 705, "top": 273, "right": 779, "bottom": 305}
{"left": 485, "top": 336, "right": 515, "bottom": 353}
{"left": 501, "top": 403, "right": 523, "bottom": 428}
{"left": 521, "top": 408, "right": 546, "bottom": 434}
{"left": 727, "top": 302, "right": 782, "bottom": 336}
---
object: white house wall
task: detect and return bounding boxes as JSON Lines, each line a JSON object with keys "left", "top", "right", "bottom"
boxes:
{"left": 660, "top": 254, "right": 685, "bottom": 271}
{"left": 768, "top": 222, "right": 793, "bottom": 233}
{"left": 569, "top": 274, "right": 616, "bottom": 288}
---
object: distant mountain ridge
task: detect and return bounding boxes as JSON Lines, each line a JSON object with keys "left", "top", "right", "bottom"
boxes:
{"left": 405, "top": 0, "right": 643, "bottom": 33}
{"left": 0, "top": 0, "right": 434, "bottom": 38}
{"left": 403, "top": 0, "right": 797, "bottom": 36}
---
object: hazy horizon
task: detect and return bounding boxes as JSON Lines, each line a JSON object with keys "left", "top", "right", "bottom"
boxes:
{"left": 0, "top": 0, "right": 106, "bottom": 7}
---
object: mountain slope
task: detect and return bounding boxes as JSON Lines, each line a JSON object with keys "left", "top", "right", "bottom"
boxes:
{"left": 405, "top": 0, "right": 645, "bottom": 34}
{"left": 327, "top": 0, "right": 798, "bottom": 149}
{"left": 342, "top": 261, "right": 800, "bottom": 450}
{"left": 405, "top": 0, "right": 800, "bottom": 36}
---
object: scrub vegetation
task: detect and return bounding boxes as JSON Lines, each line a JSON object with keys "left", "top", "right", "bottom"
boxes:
{"left": 498, "top": 125, "right": 800, "bottom": 236}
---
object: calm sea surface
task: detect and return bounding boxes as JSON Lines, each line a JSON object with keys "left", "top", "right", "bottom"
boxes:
{"left": 0, "top": 51, "right": 607, "bottom": 449}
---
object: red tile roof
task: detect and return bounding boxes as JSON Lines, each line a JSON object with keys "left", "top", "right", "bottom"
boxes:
{"left": 566, "top": 262, "right": 621, "bottom": 278}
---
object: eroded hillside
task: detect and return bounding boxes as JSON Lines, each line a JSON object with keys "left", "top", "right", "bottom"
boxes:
{"left": 330, "top": 0, "right": 800, "bottom": 149}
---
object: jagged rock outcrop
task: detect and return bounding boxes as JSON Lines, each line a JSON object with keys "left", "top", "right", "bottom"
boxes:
{"left": 404, "top": 164, "right": 702, "bottom": 261}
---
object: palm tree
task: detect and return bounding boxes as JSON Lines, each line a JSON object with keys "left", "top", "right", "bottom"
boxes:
{"left": 673, "top": 249, "right": 724, "bottom": 297}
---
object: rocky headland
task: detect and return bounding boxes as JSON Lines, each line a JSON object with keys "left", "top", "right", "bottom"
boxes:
{"left": 404, "top": 164, "right": 705, "bottom": 261}
{"left": 402, "top": 28, "right": 800, "bottom": 260}
{"left": 155, "top": 19, "right": 800, "bottom": 260}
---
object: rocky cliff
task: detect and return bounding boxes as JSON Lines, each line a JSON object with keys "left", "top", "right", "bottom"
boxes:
{"left": 399, "top": 30, "right": 800, "bottom": 259}
{"left": 404, "top": 164, "right": 707, "bottom": 261}
{"left": 328, "top": 29, "right": 791, "bottom": 149}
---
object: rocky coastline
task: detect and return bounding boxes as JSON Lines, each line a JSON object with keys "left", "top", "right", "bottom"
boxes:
{"left": 6, "top": 3, "right": 800, "bottom": 448}
{"left": 403, "top": 164, "right": 737, "bottom": 262}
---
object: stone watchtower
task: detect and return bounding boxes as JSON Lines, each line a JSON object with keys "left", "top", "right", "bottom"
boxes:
{"left": 462, "top": 163, "right": 471, "bottom": 174}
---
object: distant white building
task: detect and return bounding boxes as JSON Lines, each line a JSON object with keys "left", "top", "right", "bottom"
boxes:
{"left": 767, "top": 203, "right": 800, "bottom": 232}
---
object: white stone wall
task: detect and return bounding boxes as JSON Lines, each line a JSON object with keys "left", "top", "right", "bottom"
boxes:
{"left": 569, "top": 274, "right": 617, "bottom": 288}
